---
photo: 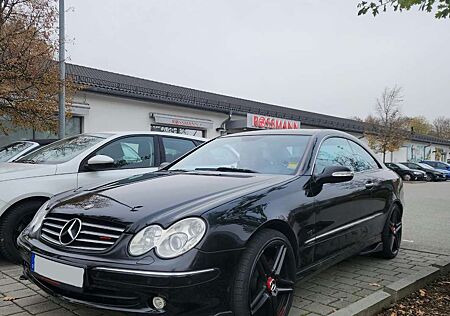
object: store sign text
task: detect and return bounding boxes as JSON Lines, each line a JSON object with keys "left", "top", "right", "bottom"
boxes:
{"left": 247, "top": 114, "right": 301, "bottom": 130}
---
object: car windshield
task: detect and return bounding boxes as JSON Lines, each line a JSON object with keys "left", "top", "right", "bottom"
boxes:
{"left": 395, "top": 163, "right": 409, "bottom": 170}
{"left": 417, "top": 163, "right": 434, "bottom": 170}
{"left": 168, "top": 135, "right": 311, "bottom": 175}
{"left": 17, "top": 134, "right": 106, "bottom": 164}
{"left": 0, "top": 142, "right": 35, "bottom": 162}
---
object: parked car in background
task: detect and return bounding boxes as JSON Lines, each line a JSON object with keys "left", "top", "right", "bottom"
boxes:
{"left": 18, "top": 129, "right": 404, "bottom": 316}
{"left": 401, "top": 162, "right": 447, "bottom": 181}
{"left": 420, "top": 160, "right": 450, "bottom": 179}
{"left": 0, "top": 140, "right": 56, "bottom": 163}
{"left": 385, "top": 162, "right": 426, "bottom": 181}
{"left": 0, "top": 132, "right": 205, "bottom": 262}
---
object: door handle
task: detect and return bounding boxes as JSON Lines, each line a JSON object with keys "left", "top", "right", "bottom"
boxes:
{"left": 365, "top": 181, "right": 375, "bottom": 189}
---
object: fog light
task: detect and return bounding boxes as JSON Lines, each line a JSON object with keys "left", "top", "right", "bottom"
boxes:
{"left": 152, "top": 296, "right": 166, "bottom": 310}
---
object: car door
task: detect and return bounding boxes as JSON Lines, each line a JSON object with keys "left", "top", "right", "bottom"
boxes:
{"left": 311, "top": 137, "right": 374, "bottom": 262}
{"left": 347, "top": 139, "right": 388, "bottom": 239}
{"left": 159, "top": 136, "right": 197, "bottom": 164}
{"left": 77, "top": 135, "right": 159, "bottom": 188}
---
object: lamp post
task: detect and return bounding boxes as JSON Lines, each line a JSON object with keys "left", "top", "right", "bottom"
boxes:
{"left": 58, "top": 0, "right": 65, "bottom": 139}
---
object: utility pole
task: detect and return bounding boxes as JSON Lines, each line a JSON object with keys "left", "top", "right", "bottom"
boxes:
{"left": 58, "top": 0, "right": 66, "bottom": 139}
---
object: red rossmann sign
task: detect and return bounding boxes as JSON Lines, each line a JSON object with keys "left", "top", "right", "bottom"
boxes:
{"left": 247, "top": 114, "right": 301, "bottom": 130}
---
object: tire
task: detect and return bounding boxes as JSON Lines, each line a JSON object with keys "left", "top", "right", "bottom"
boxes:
{"left": 426, "top": 173, "right": 433, "bottom": 182}
{"left": 402, "top": 174, "right": 412, "bottom": 181}
{"left": 231, "top": 229, "right": 296, "bottom": 316}
{"left": 0, "top": 200, "right": 45, "bottom": 263}
{"left": 380, "top": 206, "right": 402, "bottom": 259}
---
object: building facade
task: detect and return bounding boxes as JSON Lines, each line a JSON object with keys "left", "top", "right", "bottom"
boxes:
{"left": 1, "top": 63, "right": 449, "bottom": 163}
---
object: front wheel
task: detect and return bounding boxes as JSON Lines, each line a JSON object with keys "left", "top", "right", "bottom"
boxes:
{"left": 402, "top": 174, "right": 412, "bottom": 181}
{"left": 0, "top": 200, "right": 44, "bottom": 263}
{"left": 231, "top": 229, "right": 296, "bottom": 316}
{"left": 380, "top": 206, "right": 402, "bottom": 259}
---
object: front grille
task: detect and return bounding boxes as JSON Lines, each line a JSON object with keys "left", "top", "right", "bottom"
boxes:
{"left": 40, "top": 213, "right": 126, "bottom": 252}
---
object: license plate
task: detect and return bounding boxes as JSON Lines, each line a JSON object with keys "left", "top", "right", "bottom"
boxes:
{"left": 31, "top": 253, "right": 84, "bottom": 288}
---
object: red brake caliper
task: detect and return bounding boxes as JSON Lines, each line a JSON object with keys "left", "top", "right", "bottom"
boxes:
{"left": 266, "top": 277, "right": 275, "bottom": 293}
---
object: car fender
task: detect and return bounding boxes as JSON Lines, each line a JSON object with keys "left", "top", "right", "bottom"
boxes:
{"left": 0, "top": 173, "right": 78, "bottom": 218}
{"left": 198, "top": 176, "right": 314, "bottom": 253}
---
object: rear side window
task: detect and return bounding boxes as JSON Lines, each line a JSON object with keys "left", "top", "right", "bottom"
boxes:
{"left": 162, "top": 137, "right": 196, "bottom": 163}
{"left": 348, "top": 140, "right": 380, "bottom": 172}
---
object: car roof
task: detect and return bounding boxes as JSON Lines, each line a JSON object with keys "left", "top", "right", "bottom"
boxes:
{"left": 223, "top": 129, "right": 350, "bottom": 137}
{"left": 83, "top": 131, "right": 207, "bottom": 142}
{"left": 25, "top": 139, "right": 58, "bottom": 146}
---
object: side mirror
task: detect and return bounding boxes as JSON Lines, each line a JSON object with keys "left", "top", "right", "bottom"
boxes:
{"left": 87, "top": 155, "right": 115, "bottom": 170}
{"left": 158, "top": 162, "right": 170, "bottom": 170}
{"left": 315, "top": 166, "right": 354, "bottom": 185}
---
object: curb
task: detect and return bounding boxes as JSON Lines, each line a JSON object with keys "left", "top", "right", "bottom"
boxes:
{"left": 328, "top": 258, "right": 450, "bottom": 316}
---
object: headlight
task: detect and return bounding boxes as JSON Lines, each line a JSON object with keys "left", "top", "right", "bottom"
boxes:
{"left": 129, "top": 217, "right": 206, "bottom": 258}
{"left": 413, "top": 171, "right": 421, "bottom": 175}
{"left": 28, "top": 201, "right": 50, "bottom": 235}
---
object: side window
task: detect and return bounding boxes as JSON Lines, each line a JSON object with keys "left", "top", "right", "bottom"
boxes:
{"left": 95, "top": 136, "right": 155, "bottom": 169}
{"left": 314, "top": 137, "right": 355, "bottom": 175}
{"left": 348, "top": 140, "right": 380, "bottom": 172}
{"left": 162, "top": 137, "right": 196, "bottom": 163}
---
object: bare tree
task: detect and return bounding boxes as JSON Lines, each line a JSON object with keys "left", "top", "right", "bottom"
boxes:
{"left": 365, "top": 86, "right": 408, "bottom": 162}
{"left": 432, "top": 116, "right": 450, "bottom": 140}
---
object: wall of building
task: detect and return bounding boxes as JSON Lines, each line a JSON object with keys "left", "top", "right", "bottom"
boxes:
{"left": 357, "top": 137, "right": 450, "bottom": 163}
{"left": 74, "top": 92, "right": 230, "bottom": 138}
{"left": 2, "top": 90, "right": 448, "bottom": 163}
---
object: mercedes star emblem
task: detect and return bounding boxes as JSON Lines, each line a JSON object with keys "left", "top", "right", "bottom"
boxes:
{"left": 59, "top": 218, "right": 82, "bottom": 245}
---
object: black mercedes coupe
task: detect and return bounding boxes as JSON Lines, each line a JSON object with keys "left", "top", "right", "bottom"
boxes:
{"left": 18, "top": 129, "right": 404, "bottom": 316}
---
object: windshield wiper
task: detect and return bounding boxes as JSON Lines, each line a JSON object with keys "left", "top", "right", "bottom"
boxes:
{"left": 17, "top": 159, "right": 37, "bottom": 164}
{"left": 195, "top": 167, "right": 259, "bottom": 173}
{"left": 166, "top": 169, "right": 191, "bottom": 173}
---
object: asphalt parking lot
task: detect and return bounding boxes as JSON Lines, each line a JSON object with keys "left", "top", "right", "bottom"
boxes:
{"left": 402, "top": 181, "right": 450, "bottom": 255}
{"left": 0, "top": 181, "right": 449, "bottom": 316}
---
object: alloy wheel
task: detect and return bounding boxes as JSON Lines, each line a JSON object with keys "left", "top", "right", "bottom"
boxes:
{"left": 388, "top": 209, "right": 402, "bottom": 255}
{"left": 403, "top": 174, "right": 411, "bottom": 181}
{"left": 248, "top": 241, "right": 295, "bottom": 316}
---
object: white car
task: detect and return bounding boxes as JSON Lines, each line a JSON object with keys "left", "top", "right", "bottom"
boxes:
{"left": 0, "top": 131, "right": 206, "bottom": 262}
{"left": 0, "top": 140, "right": 55, "bottom": 163}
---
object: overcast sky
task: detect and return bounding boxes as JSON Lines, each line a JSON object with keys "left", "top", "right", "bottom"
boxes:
{"left": 65, "top": 0, "right": 450, "bottom": 120}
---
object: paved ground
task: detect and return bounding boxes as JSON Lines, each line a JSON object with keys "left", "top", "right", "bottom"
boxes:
{"left": 402, "top": 181, "right": 450, "bottom": 255}
{"left": 0, "top": 182, "right": 448, "bottom": 316}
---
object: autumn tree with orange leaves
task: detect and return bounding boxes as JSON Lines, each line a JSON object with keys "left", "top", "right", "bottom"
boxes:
{"left": 0, "top": 0, "right": 75, "bottom": 134}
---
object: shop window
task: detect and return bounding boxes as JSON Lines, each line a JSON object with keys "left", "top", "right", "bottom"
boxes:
{"left": 151, "top": 124, "right": 205, "bottom": 137}
{"left": 0, "top": 116, "right": 84, "bottom": 146}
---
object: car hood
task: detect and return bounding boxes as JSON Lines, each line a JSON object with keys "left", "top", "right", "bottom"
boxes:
{"left": 49, "top": 171, "right": 294, "bottom": 232}
{"left": 0, "top": 162, "right": 57, "bottom": 182}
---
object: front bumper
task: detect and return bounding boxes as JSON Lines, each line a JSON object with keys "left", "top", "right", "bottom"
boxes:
{"left": 18, "top": 234, "right": 240, "bottom": 316}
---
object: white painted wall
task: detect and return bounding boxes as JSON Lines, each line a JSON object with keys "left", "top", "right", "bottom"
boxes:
{"left": 74, "top": 92, "right": 230, "bottom": 138}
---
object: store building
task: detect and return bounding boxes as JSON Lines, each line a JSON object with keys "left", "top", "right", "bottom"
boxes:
{"left": 1, "top": 63, "right": 449, "bottom": 163}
